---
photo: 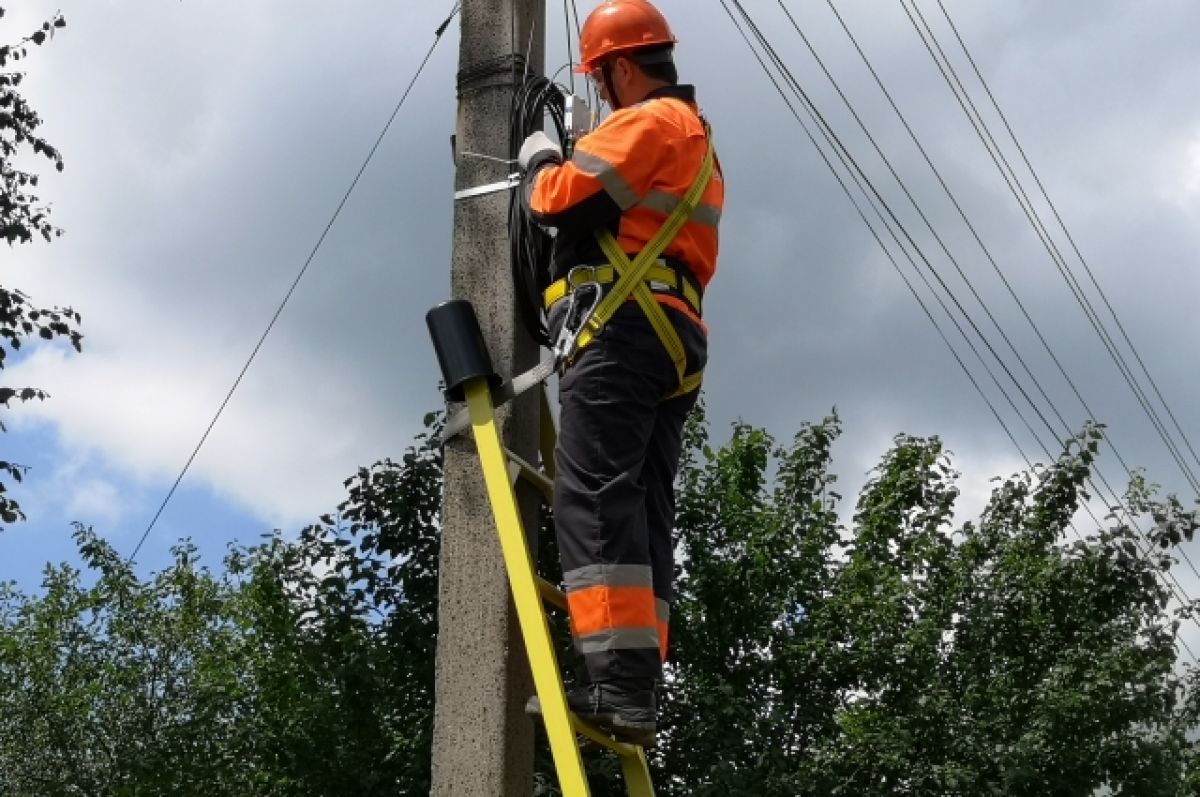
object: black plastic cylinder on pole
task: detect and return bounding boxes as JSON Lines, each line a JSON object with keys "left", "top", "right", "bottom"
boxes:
{"left": 426, "top": 299, "right": 501, "bottom": 403}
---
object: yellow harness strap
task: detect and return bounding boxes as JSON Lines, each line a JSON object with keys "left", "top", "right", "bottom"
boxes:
{"left": 575, "top": 124, "right": 714, "bottom": 399}
{"left": 542, "top": 262, "right": 702, "bottom": 315}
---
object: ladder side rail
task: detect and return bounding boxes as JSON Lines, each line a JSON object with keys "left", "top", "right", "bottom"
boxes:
{"left": 464, "top": 379, "right": 592, "bottom": 797}
{"left": 619, "top": 748, "right": 657, "bottom": 797}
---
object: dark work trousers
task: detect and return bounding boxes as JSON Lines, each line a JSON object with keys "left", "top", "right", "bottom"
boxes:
{"left": 551, "top": 299, "right": 707, "bottom": 686}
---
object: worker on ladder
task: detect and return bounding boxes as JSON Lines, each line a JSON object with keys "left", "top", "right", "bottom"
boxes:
{"left": 517, "top": 0, "right": 724, "bottom": 747}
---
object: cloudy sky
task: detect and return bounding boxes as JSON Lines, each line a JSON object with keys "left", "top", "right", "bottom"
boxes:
{"left": 3, "top": 0, "right": 1199, "bottom": 641}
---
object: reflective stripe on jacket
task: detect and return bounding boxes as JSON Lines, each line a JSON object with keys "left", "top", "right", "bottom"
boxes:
{"left": 525, "top": 84, "right": 724, "bottom": 290}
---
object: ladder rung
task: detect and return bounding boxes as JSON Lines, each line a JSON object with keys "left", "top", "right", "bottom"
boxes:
{"left": 570, "top": 715, "right": 644, "bottom": 758}
{"left": 536, "top": 576, "right": 568, "bottom": 611}
{"left": 504, "top": 447, "right": 555, "bottom": 503}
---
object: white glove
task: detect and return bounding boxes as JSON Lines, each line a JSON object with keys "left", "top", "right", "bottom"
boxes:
{"left": 518, "top": 131, "right": 562, "bottom": 171}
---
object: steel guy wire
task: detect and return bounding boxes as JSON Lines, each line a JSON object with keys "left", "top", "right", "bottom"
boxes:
{"left": 717, "top": 0, "right": 1200, "bottom": 640}
{"left": 814, "top": 0, "right": 1200, "bottom": 588}
{"left": 932, "top": 0, "right": 1200, "bottom": 480}
{"left": 902, "top": 0, "right": 1200, "bottom": 498}
{"left": 127, "top": 2, "right": 460, "bottom": 563}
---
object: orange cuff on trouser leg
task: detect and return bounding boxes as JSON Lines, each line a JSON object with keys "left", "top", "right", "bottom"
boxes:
{"left": 566, "top": 583, "right": 661, "bottom": 659}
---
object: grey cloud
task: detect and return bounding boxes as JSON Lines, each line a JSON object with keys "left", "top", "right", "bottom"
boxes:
{"left": 5, "top": 0, "right": 1199, "bottom": 581}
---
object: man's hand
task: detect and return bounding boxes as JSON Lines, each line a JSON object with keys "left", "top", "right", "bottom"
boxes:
{"left": 518, "top": 131, "right": 563, "bottom": 171}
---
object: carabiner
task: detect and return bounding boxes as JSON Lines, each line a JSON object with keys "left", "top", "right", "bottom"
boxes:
{"left": 551, "top": 280, "right": 602, "bottom": 369}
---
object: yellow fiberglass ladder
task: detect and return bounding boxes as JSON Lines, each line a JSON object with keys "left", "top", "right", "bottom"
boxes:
{"left": 427, "top": 298, "right": 656, "bottom": 797}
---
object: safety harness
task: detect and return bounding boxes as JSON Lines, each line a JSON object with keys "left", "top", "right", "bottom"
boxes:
{"left": 544, "top": 122, "right": 715, "bottom": 399}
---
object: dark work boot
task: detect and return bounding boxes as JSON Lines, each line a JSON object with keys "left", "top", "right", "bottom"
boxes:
{"left": 567, "top": 681, "right": 657, "bottom": 748}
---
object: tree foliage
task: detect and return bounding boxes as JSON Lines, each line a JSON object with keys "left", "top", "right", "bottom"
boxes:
{"left": 0, "top": 6, "right": 81, "bottom": 529}
{"left": 2, "top": 411, "right": 1199, "bottom": 794}
{"left": 0, "top": 423, "right": 444, "bottom": 795}
{"left": 660, "top": 409, "right": 1200, "bottom": 795}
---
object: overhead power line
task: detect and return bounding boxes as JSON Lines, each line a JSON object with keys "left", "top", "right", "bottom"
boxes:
{"left": 817, "top": 0, "right": 1110, "bottom": 458}
{"left": 932, "top": 0, "right": 1200, "bottom": 479}
{"left": 899, "top": 0, "right": 1200, "bottom": 579}
{"left": 717, "top": 1, "right": 1048, "bottom": 470}
{"left": 715, "top": 1, "right": 1030, "bottom": 463}
{"left": 902, "top": 0, "right": 1200, "bottom": 496}
{"left": 716, "top": 0, "right": 1200, "bottom": 661}
{"left": 734, "top": 0, "right": 1070, "bottom": 454}
{"left": 813, "top": 0, "right": 1200, "bottom": 598}
{"left": 764, "top": 0, "right": 1200, "bottom": 600}
{"left": 801, "top": 0, "right": 1200, "bottom": 589}
{"left": 774, "top": 0, "right": 1086, "bottom": 461}
{"left": 127, "top": 2, "right": 460, "bottom": 563}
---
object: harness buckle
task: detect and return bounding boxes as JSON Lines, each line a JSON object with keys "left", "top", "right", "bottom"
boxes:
{"left": 567, "top": 264, "right": 600, "bottom": 289}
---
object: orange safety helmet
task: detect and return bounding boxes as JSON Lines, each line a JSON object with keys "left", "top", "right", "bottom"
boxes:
{"left": 575, "top": 0, "right": 677, "bottom": 73}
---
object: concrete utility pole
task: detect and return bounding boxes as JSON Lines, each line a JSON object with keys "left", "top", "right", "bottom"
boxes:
{"left": 430, "top": 1, "right": 546, "bottom": 795}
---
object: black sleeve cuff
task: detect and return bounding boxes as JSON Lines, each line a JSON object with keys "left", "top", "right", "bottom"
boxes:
{"left": 520, "top": 156, "right": 561, "bottom": 217}
{"left": 525, "top": 149, "right": 563, "bottom": 175}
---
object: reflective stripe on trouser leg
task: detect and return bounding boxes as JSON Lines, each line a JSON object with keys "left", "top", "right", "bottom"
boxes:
{"left": 564, "top": 565, "right": 659, "bottom": 655}
{"left": 554, "top": 303, "right": 706, "bottom": 684}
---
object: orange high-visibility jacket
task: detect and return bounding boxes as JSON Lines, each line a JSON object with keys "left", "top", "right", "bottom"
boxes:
{"left": 524, "top": 85, "right": 724, "bottom": 301}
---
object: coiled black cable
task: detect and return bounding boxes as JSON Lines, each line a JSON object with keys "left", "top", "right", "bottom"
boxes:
{"left": 509, "top": 73, "right": 568, "bottom": 348}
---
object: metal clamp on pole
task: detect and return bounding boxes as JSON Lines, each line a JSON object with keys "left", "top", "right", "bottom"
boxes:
{"left": 439, "top": 358, "right": 556, "bottom": 444}
{"left": 454, "top": 173, "right": 522, "bottom": 201}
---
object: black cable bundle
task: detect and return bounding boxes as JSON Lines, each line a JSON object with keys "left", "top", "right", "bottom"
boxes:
{"left": 509, "top": 74, "right": 568, "bottom": 348}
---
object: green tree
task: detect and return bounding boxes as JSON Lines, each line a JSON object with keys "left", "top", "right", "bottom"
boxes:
{"left": 0, "top": 6, "right": 82, "bottom": 528}
{"left": 661, "top": 409, "right": 1200, "bottom": 795}
{"left": 2, "top": 411, "right": 1198, "bottom": 795}
{"left": 0, "top": 526, "right": 249, "bottom": 794}
{"left": 0, "top": 424, "right": 445, "bottom": 795}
